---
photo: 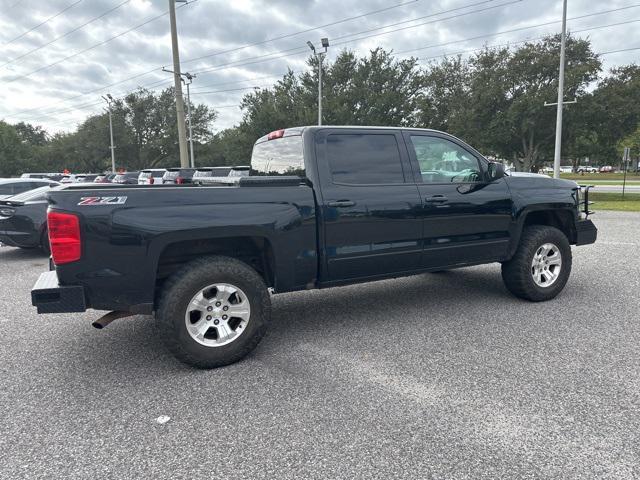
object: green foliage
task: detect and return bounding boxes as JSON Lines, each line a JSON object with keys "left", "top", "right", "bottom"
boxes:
{"left": 0, "top": 36, "right": 638, "bottom": 176}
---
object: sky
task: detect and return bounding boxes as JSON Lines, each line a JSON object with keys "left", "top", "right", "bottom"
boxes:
{"left": 0, "top": 0, "right": 638, "bottom": 134}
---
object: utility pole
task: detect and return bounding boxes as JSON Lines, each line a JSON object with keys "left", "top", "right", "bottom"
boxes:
{"left": 102, "top": 94, "right": 116, "bottom": 173}
{"left": 185, "top": 72, "right": 195, "bottom": 168}
{"left": 168, "top": 0, "right": 189, "bottom": 168}
{"left": 552, "top": 0, "right": 568, "bottom": 179}
{"left": 163, "top": 68, "right": 196, "bottom": 167}
{"left": 307, "top": 38, "right": 329, "bottom": 126}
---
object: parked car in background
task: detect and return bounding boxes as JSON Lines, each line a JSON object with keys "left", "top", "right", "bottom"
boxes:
{"left": 193, "top": 167, "right": 232, "bottom": 180}
{"left": 576, "top": 166, "right": 599, "bottom": 173}
{"left": 94, "top": 173, "right": 116, "bottom": 183}
{"left": 162, "top": 167, "right": 196, "bottom": 184}
{"left": 0, "top": 185, "right": 53, "bottom": 253}
{"left": 138, "top": 169, "right": 167, "bottom": 185}
{"left": 20, "top": 173, "right": 56, "bottom": 179}
{"left": 194, "top": 166, "right": 251, "bottom": 185}
{"left": 59, "top": 175, "right": 78, "bottom": 184}
{"left": 0, "top": 178, "right": 59, "bottom": 200}
{"left": 599, "top": 165, "right": 615, "bottom": 173}
{"left": 75, "top": 174, "right": 100, "bottom": 183}
{"left": 112, "top": 172, "right": 140, "bottom": 184}
{"left": 559, "top": 166, "right": 574, "bottom": 173}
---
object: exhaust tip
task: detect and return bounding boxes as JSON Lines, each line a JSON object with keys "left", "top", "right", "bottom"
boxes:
{"left": 91, "top": 310, "right": 134, "bottom": 330}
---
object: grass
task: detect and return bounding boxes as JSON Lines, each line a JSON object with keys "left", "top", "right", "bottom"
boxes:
{"left": 560, "top": 172, "right": 640, "bottom": 181}
{"left": 588, "top": 192, "right": 640, "bottom": 212}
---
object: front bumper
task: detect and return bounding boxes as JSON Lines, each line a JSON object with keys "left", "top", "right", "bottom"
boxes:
{"left": 31, "top": 271, "right": 87, "bottom": 314}
{"left": 575, "top": 219, "right": 597, "bottom": 246}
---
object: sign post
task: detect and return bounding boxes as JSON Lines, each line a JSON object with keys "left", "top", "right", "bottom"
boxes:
{"left": 622, "top": 147, "right": 630, "bottom": 198}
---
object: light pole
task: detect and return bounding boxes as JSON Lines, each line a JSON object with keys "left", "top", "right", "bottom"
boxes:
{"left": 307, "top": 38, "right": 329, "bottom": 126}
{"left": 163, "top": 68, "right": 196, "bottom": 167}
{"left": 169, "top": 0, "right": 189, "bottom": 168}
{"left": 102, "top": 93, "right": 116, "bottom": 173}
{"left": 552, "top": 0, "right": 568, "bottom": 179}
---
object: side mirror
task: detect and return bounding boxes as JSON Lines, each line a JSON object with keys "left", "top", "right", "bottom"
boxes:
{"left": 488, "top": 162, "right": 505, "bottom": 180}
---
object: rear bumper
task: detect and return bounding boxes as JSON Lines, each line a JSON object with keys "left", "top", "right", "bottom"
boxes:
{"left": 31, "top": 271, "right": 87, "bottom": 314}
{"left": 575, "top": 219, "right": 597, "bottom": 246}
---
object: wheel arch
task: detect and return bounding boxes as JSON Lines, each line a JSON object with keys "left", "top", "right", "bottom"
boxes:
{"left": 509, "top": 206, "right": 578, "bottom": 256}
{"left": 154, "top": 235, "right": 277, "bottom": 296}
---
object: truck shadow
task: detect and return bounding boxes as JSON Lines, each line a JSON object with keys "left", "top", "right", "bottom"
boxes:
{"left": 269, "top": 266, "right": 509, "bottom": 333}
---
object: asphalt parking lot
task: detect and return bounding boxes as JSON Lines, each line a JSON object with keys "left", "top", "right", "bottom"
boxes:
{"left": 1, "top": 211, "right": 639, "bottom": 480}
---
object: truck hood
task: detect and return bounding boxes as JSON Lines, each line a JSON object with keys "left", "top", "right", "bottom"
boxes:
{"left": 506, "top": 172, "right": 578, "bottom": 189}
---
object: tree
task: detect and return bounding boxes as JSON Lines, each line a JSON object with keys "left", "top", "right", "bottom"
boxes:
{"left": 0, "top": 121, "right": 29, "bottom": 176}
{"left": 419, "top": 35, "right": 601, "bottom": 171}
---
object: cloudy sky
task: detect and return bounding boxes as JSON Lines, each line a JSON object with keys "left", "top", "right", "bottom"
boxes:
{"left": 0, "top": 0, "right": 638, "bottom": 133}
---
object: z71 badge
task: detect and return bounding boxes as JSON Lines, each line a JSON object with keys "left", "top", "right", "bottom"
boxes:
{"left": 78, "top": 196, "right": 128, "bottom": 206}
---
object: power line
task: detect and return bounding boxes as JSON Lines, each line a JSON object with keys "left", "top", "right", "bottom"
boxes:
{"left": 599, "top": 45, "right": 640, "bottom": 55}
{"left": 1, "top": 0, "right": 132, "bottom": 68}
{"left": 5, "top": 2, "right": 638, "bottom": 121}
{"left": 397, "top": 3, "right": 640, "bottom": 55}
{"left": 181, "top": 0, "right": 422, "bottom": 66}
{"left": 3, "top": 0, "right": 83, "bottom": 46}
{"left": 413, "top": 18, "right": 640, "bottom": 61}
{"left": 2, "top": 1, "right": 195, "bottom": 84}
{"left": 0, "top": 0, "right": 421, "bottom": 116}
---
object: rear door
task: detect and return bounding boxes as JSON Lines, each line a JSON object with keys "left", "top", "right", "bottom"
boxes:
{"left": 315, "top": 128, "right": 422, "bottom": 282}
{"left": 403, "top": 131, "right": 513, "bottom": 268}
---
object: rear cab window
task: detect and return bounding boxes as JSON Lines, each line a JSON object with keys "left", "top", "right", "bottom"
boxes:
{"left": 251, "top": 131, "right": 305, "bottom": 176}
{"left": 326, "top": 133, "right": 405, "bottom": 184}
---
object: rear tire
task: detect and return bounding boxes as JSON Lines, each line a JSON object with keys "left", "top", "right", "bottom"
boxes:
{"left": 156, "top": 256, "right": 271, "bottom": 368}
{"left": 501, "top": 225, "right": 572, "bottom": 302}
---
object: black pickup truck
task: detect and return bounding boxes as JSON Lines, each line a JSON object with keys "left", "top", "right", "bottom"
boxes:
{"left": 32, "top": 126, "right": 597, "bottom": 368}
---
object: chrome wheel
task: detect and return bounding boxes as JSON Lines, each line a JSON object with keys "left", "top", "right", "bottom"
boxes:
{"left": 531, "top": 243, "right": 562, "bottom": 288}
{"left": 184, "top": 283, "right": 251, "bottom": 347}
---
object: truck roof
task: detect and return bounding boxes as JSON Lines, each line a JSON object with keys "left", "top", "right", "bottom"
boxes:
{"left": 254, "top": 126, "right": 445, "bottom": 144}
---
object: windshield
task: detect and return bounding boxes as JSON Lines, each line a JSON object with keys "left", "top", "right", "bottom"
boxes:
{"left": 6, "top": 185, "right": 51, "bottom": 202}
{"left": 251, "top": 136, "right": 305, "bottom": 176}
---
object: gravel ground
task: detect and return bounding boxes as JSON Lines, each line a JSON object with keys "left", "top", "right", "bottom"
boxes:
{"left": 0, "top": 211, "right": 638, "bottom": 480}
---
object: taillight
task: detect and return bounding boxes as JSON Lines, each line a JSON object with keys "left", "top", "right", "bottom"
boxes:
{"left": 176, "top": 177, "right": 184, "bottom": 184}
{"left": 48, "top": 211, "right": 81, "bottom": 264}
{"left": 268, "top": 129, "right": 285, "bottom": 140}
{"left": 149, "top": 177, "right": 154, "bottom": 185}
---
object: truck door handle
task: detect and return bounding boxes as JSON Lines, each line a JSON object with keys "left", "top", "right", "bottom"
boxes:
{"left": 425, "top": 195, "right": 448, "bottom": 203}
{"left": 328, "top": 200, "right": 355, "bottom": 208}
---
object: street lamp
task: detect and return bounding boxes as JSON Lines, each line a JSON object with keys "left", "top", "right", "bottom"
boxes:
{"left": 307, "top": 38, "right": 329, "bottom": 125}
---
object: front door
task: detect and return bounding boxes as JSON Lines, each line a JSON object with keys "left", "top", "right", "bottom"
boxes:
{"left": 315, "top": 129, "right": 423, "bottom": 283}
{"left": 403, "top": 131, "right": 513, "bottom": 269}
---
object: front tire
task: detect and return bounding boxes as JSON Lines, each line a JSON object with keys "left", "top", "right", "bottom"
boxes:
{"left": 157, "top": 256, "right": 271, "bottom": 368}
{"left": 501, "top": 225, "right": 572, "bottom": 302}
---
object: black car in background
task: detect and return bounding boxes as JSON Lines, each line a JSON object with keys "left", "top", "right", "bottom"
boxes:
{"left": 112, "top": 172, "right": 140, "bottom": 185}
{"left": 162, "top": 167, "right": 196, "bottom": 184}
{"left": 0, "top": 185, "right": 52, "bottom": 253}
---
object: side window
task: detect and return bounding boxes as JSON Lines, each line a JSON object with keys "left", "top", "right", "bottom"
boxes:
{"left": 327, "top": 134, "right": 405, "bottom": 184}
{"left": 13, "top": 183, "right": 32, "bottom": 194}
{"left": 410, "top": 136, "right": 483, "bottom": 184}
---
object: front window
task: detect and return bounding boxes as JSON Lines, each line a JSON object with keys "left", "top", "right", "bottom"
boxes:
{"left": 410, "top": 136, "right": 483, "bottom": 184}
{"left": 251, "top": 136, "right": 305, "bottom": 176}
